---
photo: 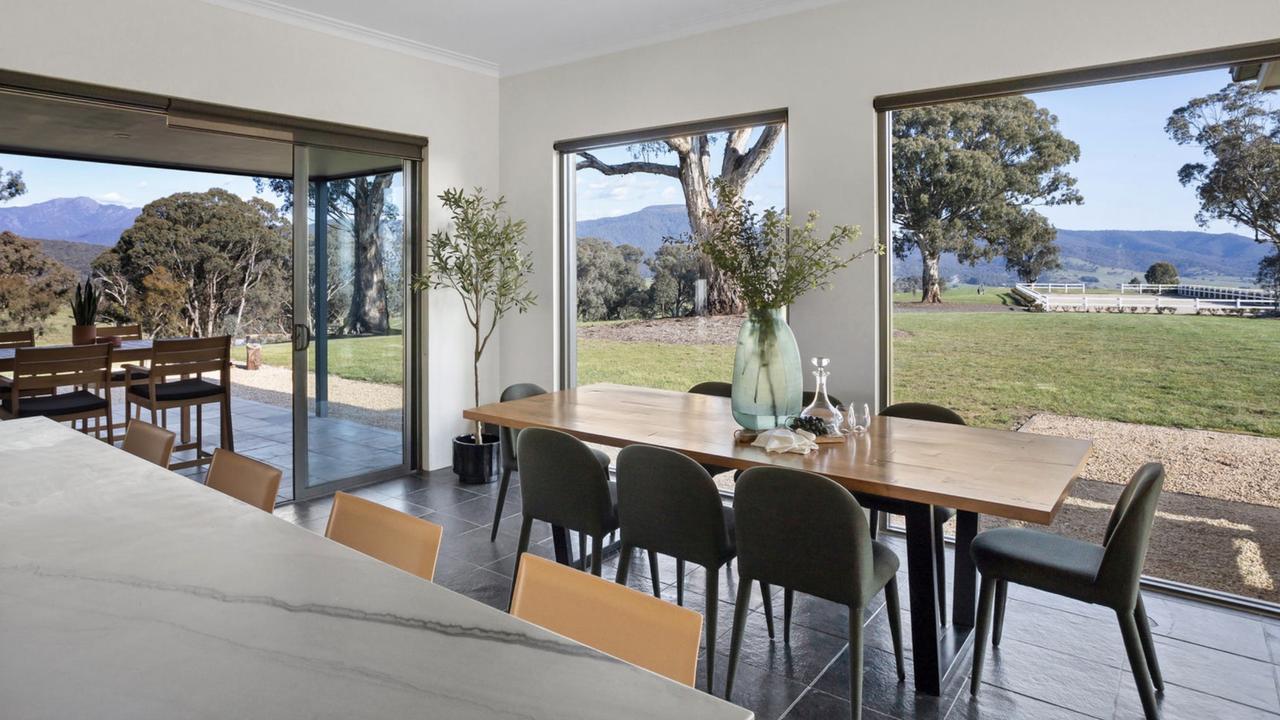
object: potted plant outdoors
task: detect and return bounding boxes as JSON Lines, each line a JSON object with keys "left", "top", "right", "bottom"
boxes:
{"left": 691, "top": 181, "right": 882, "bottom": 431}
{"left": 69, "top": 277, "right": 100, "bottom": 345}
{"left": 412, "top": 188, "right": 536, "bottom": 484}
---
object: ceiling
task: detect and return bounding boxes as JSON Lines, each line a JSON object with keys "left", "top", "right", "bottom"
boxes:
{"left": 200, "top": 0, "right": 845, "bottom": 76}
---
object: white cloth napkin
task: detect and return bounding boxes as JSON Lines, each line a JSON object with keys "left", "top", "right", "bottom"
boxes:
{"left": 751, "top": 428, "right": 819, "bottom": 455}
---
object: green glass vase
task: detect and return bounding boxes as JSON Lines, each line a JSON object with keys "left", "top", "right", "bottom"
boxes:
{"left": 731, "top": 307, "right": 803, "bottom": 430}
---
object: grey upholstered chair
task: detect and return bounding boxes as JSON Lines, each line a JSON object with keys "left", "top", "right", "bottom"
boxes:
{"left": 511, "top": 428, "right": 618, "bottom": 600}
{"left": 970, "top": 463, "right": 1166, "bottom": 720}
{"left": 616, "top": 445, "right": 776, "bottom": 694}
{"left": 860, "top": 401, "right": 966, "bottom": 625}
{"left": 726, "top": 467, "right": 905, "bottom": 720}
{"left": 490, "top": 382, "right": 546, "bottom": 541}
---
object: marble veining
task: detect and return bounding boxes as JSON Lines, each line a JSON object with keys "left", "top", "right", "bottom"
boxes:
{"left": 0, "top": 417, "right": 752, "bottom": 719}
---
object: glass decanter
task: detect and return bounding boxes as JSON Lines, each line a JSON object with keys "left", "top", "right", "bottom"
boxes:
{"left": 800, "top": 357, "right": 843, "bottom": 435}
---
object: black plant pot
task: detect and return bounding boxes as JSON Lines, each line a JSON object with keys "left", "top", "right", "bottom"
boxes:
{"left": 453, "top": 433, "right": 500, "bottom": 485}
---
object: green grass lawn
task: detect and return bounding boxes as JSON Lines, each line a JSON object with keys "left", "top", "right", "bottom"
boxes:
{"left": 576, "top": 339, "right": 734, "bottom": 393}
{"left": 578, "top": 312, "right": 1280, "bottom": 437}
{"left": 260, "top": 333, "right": 403, "bottom": 386}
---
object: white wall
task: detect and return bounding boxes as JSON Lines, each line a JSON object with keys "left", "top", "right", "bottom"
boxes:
{"left": 498, "top": 0, "right": 1279, "bottom": 405}
{"left": 1, "top": 0, "right": 500, "bottom": 469}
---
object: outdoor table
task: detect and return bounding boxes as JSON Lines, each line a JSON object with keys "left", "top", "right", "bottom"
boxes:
{"left": 465, "top": 383, "right": 1092, "bottom": 696}
{"left": 0, "top": 416, "right": 750, "bottom": 719}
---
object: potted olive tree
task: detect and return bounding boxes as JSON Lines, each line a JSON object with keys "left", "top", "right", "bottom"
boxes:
{"left": 69, "top": 277, "right": 100, "bottom": 345}
{"left": 692, "top": 182, "right": 881, "bottom": 430}
{"left": 413, "top": 188, "right": 535, "bottom": 484}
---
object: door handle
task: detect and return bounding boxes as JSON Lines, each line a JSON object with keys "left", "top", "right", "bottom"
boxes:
{"left": 293, "top": 324, "right": 312, "bottom": 352}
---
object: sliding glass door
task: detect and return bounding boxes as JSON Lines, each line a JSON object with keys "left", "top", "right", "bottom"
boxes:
{"left": 290, "top": 146, "right": 413, "bottom": 502}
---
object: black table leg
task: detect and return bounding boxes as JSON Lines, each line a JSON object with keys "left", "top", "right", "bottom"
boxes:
{"left": 952, "top": 511, "right": 979, "bottom": 629}
{"left": 903, "top": 503, "right": 943, "bottom": 695}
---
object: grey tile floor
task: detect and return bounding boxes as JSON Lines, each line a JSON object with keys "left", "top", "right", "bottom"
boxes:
{"left": 268, "top": 467, "right": 1280, "bottom": 720}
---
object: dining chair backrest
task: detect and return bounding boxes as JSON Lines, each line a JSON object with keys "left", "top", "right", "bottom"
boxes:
{"left": 497, "top": 383, "right": 547, "bottom": 469}
{"left": 510, "top": 553, "right": 703, "bottom": 686}
{"left": 616, "top": 445, "right": 731, "bottom": 567}
{"left": 205, "top": 448, "right": 281, "bottom": 512}
{"left": 1095, "top": 463, "right": 1165, "bottom": 604}
{"left": 0, "top": 328, "right": 35, "bottom": 350}
{"left": 735, "top": 466, "right": 878, "bottom": 607}
{"left": 687, "top": 381, "right": 732, "bottom": 397}
{"left": 11, "top": 344, "right": 112, "bottom": 396}
{"left": 95, "top": 324, "right": 143, "bottom": 341}
{"left": 325, "top": 492, "right": 444, "bottom": 581}
{"left": 880, "top": 402, "right": 966, "bottom": 426}
{"left": 149, "top": 336, "right": 231, "bottom": 384}
{"left": 516, "top": 427, "right": 614, "bottom": 536}
{"left": 122, "top": 420, "right": 176, "bottom": 468}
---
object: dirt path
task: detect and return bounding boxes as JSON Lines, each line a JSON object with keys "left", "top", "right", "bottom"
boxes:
{"left": 579, "top": 315, "right": 742, "bottom": 345}
{"left": 230, "top": 365, "right": 402, "bottom": 431}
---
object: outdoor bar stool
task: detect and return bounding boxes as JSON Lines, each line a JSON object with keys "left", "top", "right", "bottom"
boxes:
{"left": 510, "top": 428, "right": 619, "bottom": 608}
{"left": 124, "top": 336, "right": 233, "bottom": 471}
{"left": 489, "top": 383, "right": 614, "bottom": 546}
{"left": 970, "top": 463, "right": 1166, "bottom": 720}
{"left": 857, "top": 401, "right": 966, "bottom": 626}
{"left": 726, "top": 466, "right": 905, "bottom": 720}
{"left": 615, "top": 444, "right": 778, "bottom": 694}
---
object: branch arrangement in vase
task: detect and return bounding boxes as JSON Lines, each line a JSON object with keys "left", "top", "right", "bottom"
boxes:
{"left": 411, "top": 188, "right": 536, "bottom": 447}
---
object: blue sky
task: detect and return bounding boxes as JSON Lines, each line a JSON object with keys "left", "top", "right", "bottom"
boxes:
{"left": 574, "top": 68, "right": 1249, "bottom": 233}
{"left": 0, "top": 156, "right": 271, "bottom": 208}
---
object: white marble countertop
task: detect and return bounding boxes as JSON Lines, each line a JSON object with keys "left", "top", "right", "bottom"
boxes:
{"left": 0, "top": 417, "right": 752, "bottom": 720}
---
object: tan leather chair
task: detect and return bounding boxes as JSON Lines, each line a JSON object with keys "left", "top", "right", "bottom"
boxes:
{"left": 205, "top": 448, "right": 281, "bottom": 512}
{"left": 510, "top": 553, "right": 703, "bottom": 686}
{"left": 325, "top": 492, "right": 444, "bottom": 581}
{"left": 122, "top": 420, "right": 176, "bottom": 468}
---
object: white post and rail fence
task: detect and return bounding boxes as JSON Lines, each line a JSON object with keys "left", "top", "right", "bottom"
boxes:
{"left": 1011, "top": 282, "right": 1276, "bottom": 314}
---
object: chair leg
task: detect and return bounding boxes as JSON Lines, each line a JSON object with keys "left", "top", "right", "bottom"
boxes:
{"left": 676, "top": 558, "right": 685, "bottom": 606}
{"left": 1118, "top": 609, "right": 1161, "bottom": 720}
{"left": 104, "top": 410, "right": 114, "bottom": 446}
{"left": 509, "top": 515, "right": 533, "bottom": 611}
{"left": 490, "top": 467, "right": 513, "bottom": 542}
{"left": 934, "top": 518, "right": 947, "bottom": 626}
{"left": 724, "top": 579, "right": 752, "bottom": 701}
{"left": 993, "top": 579, "right": 1008, "bottom": 647}
{"left": 884, "top": 577, "right": 906, "bottom": 682}
{"left": 648, "top": 550, "right": 661, "bottom": 598}
{"left": 590, "top": 535, "right": 603, "bottom": 577}
{"left": 615, "top": 543, "right": 633, "bottom": 585}
{"left": 1135, "top": 594, "right": 1164, "bottom": 693}
{"left": 759, "top": 582, "right": 775, "bottom": 639}
{"left": 577, "top": 532, "right": 587, "bottom": 571}
{"left": 221, "top": 395, "right": 234, "bottom": 451}
{"left": 783, "top": 587, "right": 794, "bottom": 645}
{"left": 868, "top": 509, "right": 879, "bottom": 539}
{"left": 971, "top": 574, "right": 997, "bottom": 695}
{"left": 704, "top": 564, "right": 719, "bottom": 694}
{"left": 849, "top": 603, "right": 865, "bottom": 720}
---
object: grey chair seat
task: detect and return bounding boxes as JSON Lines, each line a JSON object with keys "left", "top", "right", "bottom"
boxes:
{"left": 2, "top": 390, "right": 108, "bottom": 418}
{"left": 590, "top": 448, "right": 611, "bottom": 471}
{"left": 129, "top": 378, "right": 223, "bottom": 402}
{"left": 869, "top": 539, "right": 902, "bottom": 589}
{"left": 971, "top": 527, "right": 1103, "bottom": 601}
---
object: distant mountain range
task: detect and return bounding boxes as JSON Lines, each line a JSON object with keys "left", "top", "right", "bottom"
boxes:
{"left": 0, "top": 196, "right": 141, "bottom": 246}
{"left": 578, "top": 205, "right": 1272, "bottom": 286}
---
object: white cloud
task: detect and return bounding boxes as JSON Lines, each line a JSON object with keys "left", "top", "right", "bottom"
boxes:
{"left": 136, "top": 181, "right": 149, "bottom": 189}
{"left": 96, "top": 191, "right": 129, "bottom": 204}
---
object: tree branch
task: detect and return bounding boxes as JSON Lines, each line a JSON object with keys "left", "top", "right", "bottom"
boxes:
{"left": 576, "top": 151, "right": 680, "bottom": 178}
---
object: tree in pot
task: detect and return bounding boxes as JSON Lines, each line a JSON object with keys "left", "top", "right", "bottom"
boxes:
{"left": 688, "top": 182, "right": 882, "bottom": 430}
{"left": 412, "top": 188, "right": 535, "bottom": 483}
{"left": 69, "top": 277, "right": 100, "bottom": 345}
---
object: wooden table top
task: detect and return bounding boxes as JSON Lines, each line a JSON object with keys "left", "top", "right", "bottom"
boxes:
{"left": 0, "top": 417, "right": 752, "bottom": 720}
{"left": 465, "top": 383, "right": 1091, "bottom": 524}
{"left": 0, "top": 339, "right": 152, "bottom": 370}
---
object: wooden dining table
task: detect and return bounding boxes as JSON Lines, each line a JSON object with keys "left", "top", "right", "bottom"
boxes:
{"left": 0, "top": 416, "right": 752, "bottom": 719}
{"left": 465, "top": 383, "right": 1092, "bottom": 696}
{"left": 0, "top": 338, "right": 154, "bottom": 371}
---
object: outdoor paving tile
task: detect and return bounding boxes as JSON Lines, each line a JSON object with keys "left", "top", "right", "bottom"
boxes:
{"left": 978, "top": 636, "right": 1122, "bottom": 719}
{"left": 1150, "top": 635, "right": 1280, "bottom": 713}
{"left": 946, "top": 685, "right": 1093, "bottom": 720}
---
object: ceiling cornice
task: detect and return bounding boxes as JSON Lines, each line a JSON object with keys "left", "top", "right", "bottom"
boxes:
{"left": 198, "top": 0, "right": 500, "bottom": 77}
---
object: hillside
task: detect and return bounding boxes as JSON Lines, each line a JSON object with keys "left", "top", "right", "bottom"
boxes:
{"left": 0, "top": 196, "right": 140, "bottom": 246}
{"left": 34, "top": 238, "right": 107, "bottom": 276}
{"left": 579, "top": 204, "right": 1272, "bottom": 287}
